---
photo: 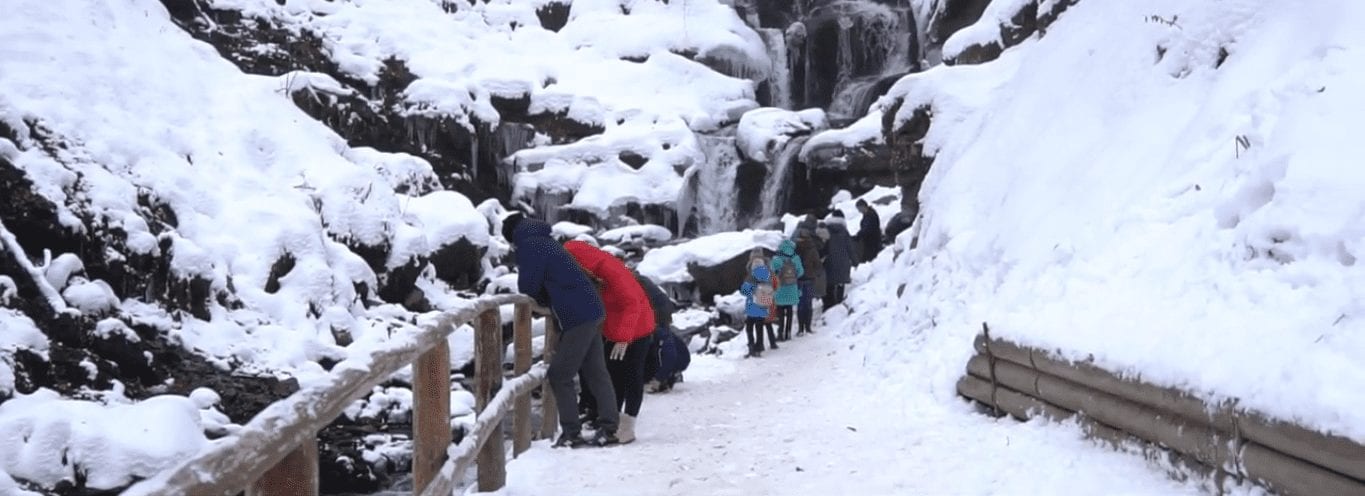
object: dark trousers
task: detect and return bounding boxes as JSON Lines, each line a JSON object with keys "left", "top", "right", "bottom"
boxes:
{"left": 549, "top": 318, "right": 618, "bottom": 436}
{"left": 744, "top": 316, "right": 779, "bottom": 354}
{"left": 776, "top": 305, "right": 795, "bottom": 340}
{"left": 796, "top": 280, "right": 814, "bottom": 333}
{"left": 826, "top": 283, "right": 847, "bottom": 306}
{"left": 581, "top": 335, "right": 653, "bottom": 417}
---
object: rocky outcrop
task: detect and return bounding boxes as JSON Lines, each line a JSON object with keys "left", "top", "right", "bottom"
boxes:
{"left": 0, "top": 122, "right": 299, "bottom": 493}
{"left": 943, "top": 0, "right": 1082, "bottom": 66}
{"left": 687, "top": 248, "right": 773, "bottom": 306}
{"left": 882, "top": 100, "right": 934, "bottom": 221}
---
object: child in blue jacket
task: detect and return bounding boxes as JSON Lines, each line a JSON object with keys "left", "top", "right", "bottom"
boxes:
{"left": 739, "top": 265, "right": 776, "bottom": 357}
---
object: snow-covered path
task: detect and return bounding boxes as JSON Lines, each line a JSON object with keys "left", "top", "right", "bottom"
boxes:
{"left": 487, "top": 326, "right": 1213, "bottom": 496}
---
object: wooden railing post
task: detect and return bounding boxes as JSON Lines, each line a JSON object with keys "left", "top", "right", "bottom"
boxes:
{"left": 475, "top": 309, "right": 507, "bottom": 492}
{"left": 411, "top": 329, "right": 452, "bottom": 494}
{"left": 539, "top": 315, "right": 560, "bottom": 440}
{"left": 247, "top": 438, "right": 318, "bottom": 496}
{"left": 512, "top": 303, "right": 534, "bottom": 456}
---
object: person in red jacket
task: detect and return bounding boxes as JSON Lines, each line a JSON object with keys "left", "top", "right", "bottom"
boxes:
{"left": 564, "top": 240, "right": 656, "bottom": 444}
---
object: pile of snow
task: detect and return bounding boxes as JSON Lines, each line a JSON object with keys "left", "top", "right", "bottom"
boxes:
{"left": 597, "top": 224, "right": 674, "bottom": 244}
{"left": 853, "top": 0, "right": 1365, "bottom": 442}
{"left": 736, "top": 107, "right": 828, "bottom": 162}
{"left": 637, "top": 230, "right": 784, "bottom": 283}
{"left": 0, "top": 390, "right": 207, "bottom": 491}
{"left": 941, "top": 0, "right": 1034, "bottom": 61}
{"left": 551, "top": 221, "right": 594, "bottom": 240}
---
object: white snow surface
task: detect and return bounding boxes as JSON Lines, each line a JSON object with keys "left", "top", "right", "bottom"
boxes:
{"left": 491, "top": 319, "right": 1220, "bottom": 495}
{"left": 636, "top": 230, "right": 783, "bottom": 283}
{"left": 735, "top": 107, "right": 828, "bottom": 163}
{"left": 0, "top": 389, "right": 207, "bottom": 491}
{"left": 873, "top": 0, "right": 1365, "bottom": 441}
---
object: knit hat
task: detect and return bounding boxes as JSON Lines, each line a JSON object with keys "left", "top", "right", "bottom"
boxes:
{"left": 500, "top": 211, "right": 525, "bottom": 240}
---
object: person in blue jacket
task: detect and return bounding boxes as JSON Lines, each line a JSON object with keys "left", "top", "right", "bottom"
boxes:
{"left": 501, "top": 212, "right": 619, "bottom": 448}
{"left": 634, "top": 272, "right": 691, "bottom": 392}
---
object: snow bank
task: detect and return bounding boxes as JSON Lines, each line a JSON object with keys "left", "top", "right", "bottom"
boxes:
{"left": 597, "top": 224, "right": 673, "bottom": 244}
{"left": 0, "top": 389, "right": 206, "bottom": 490}
{"left": 860, "top": 0, "right": 1365, "bottom": 442}
{"left": 799, "top": 109, "right": 885, "bottom": 162}
{"left": 735, "top": 107, "right": 828, "bottom": 162}
{"left": 637, "top": 230, "right": 783, "bottom": 283}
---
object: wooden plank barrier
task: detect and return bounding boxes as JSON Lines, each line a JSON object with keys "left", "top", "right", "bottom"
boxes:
{"left": 121, "top": 295, "right": 555, "bottom": 496}
{"left": 959, "top": 329, "right": 1365, "bottom": 496}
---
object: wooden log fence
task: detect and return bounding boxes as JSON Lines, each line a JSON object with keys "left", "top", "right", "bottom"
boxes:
{"left": 957, "top": 326, "right": 1365, "bottom": 496}
{"left": 121, "top": 294, "right": 560, "bottom": 496}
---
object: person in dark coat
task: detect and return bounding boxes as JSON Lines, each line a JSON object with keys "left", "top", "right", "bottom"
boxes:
{"left": 856, "top": 199, "right": 883, "bottom": 263}
{"left": 636, "top": 271, "right": 690, "bottom": 392}
{"left": 793, "top": 229, "right": 825, "bottom": 337}
{"left": 501, "top": 212, "right": 619, "bottom": 448}
{"left": 822, "top": 211, "right": 855, "bottom": 306}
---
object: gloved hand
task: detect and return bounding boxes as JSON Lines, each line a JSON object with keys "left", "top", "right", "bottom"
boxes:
{"left": 609, "top": 342, "right": 629, "bottom": 361}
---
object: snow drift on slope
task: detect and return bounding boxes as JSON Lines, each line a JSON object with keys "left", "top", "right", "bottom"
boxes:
{"left": 859, "top": 0, "right": 1365, "bottom": 442}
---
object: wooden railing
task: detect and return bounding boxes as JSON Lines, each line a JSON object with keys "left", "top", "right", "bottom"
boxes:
{"left": 121, "top": 294, "right": 560, "bottom": 496}
{"left": 959, "top": 326, "right": 1365, "bottom": 496}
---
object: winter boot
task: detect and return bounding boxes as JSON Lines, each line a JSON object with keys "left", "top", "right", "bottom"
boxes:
{"left": 588, "top": 428, "right": 620, "bottom": 447}
{"left": 616, "top": 414, "right": 637, "bottom": 444}
{"left": 553, "top": 432, "right": 586, "bottom": 449}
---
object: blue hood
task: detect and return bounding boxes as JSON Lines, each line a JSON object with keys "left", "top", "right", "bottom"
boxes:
{"left": 778, "top": 239, "right": 796, "bottom": 256}
{"left": 751, "top": 264, "right": 770, "bottom": 282}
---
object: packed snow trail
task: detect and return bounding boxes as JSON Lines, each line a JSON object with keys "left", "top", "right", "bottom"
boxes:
{"left": 486, "top": 326, "right": 1216, "bottom": 495}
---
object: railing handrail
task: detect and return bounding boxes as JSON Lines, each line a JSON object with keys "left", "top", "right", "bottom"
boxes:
{"left": 122, "top": 293, "right": 541, "bottom": 496}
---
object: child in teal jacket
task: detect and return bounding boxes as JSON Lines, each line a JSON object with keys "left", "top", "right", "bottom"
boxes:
{"left": 768, "top": 239, "right": 804, "bottom": 341}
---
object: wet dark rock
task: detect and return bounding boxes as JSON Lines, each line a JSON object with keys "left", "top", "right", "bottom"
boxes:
{"left": 944, "top": 0, "right": 1039, "bottom": 66}
{"left": 929, "top": 0, "right": 993, "bottom": 46}
{"left": 618, "top": 150, "right": 649, "bottom": 169}
{"left": 377, "top": 254, "right": 428, "bottom": 307}
{"left": 882, "top": 100, "right": 934, "bottom": 220}
{"left": 1038, "top": 0, "right": 1079, "bottom": 35}
{"left": 686, "top": 247, "right": 775, "bottom": 305}
{"left": 264, "top": 252, "right": 297, "bottom": 294}
{"left": 428, "top": 238, "right": 485, "bottom": 290}
{"left": 536, "top": 1, "right": 571, "bottom": 32}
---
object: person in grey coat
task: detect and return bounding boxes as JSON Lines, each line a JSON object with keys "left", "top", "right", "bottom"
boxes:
{"left": 822, "top": 211, "right": 855, "bottom": 306}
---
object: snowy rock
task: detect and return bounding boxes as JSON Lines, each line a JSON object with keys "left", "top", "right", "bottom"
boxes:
{"left": 736, "top": 107, "right": 828, "bottom": 162}
{"left": 0, "top": 276, "right": 15, "bottom": 306}
{"left": 60, "top": 278, "right": 118, "bottom": 315}
{"left": 598, "top": 224, "right": 674, "bottom": 245}
{"left": 41, "top": 252, "right": 83, "bottom": 290}
{"left": 551, "top": 221, "right": 594, "bottom": 240}
{"left": 94, "top": 318, "right": 140, "bottom": 343}
{"left": 0, "top": 390, "right": 207, "bottom": 491}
